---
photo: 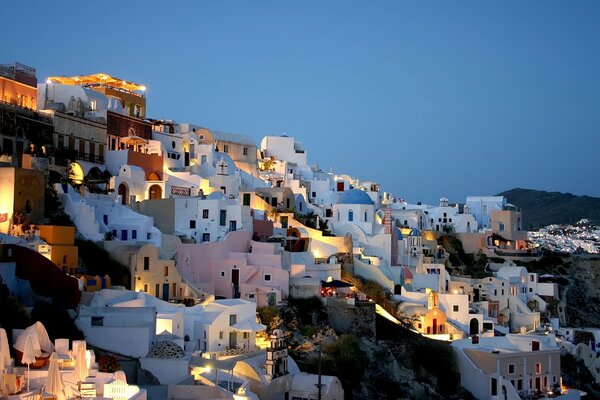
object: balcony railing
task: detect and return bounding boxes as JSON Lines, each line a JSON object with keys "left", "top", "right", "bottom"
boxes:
{"left": 74, "top": 152, "right": 105, "bottom": 164}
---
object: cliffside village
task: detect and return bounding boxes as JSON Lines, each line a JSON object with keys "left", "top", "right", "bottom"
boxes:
{"left": 0, "top": 62, "right": 596, "bottom": 400}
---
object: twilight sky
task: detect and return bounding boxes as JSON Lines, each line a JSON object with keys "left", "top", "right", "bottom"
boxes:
{"left": 4, "top": 1, "right": 600, "bottom": 204}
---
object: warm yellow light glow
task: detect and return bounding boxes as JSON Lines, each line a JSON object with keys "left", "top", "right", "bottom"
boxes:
{"left": 47, "top": 73, "right": 146, "bottom": 92}
{"left": 140, "top": 86, "right": 146, "bottom": 91}
{"left": 255, "top": 335, "right": 270, "bottom": 349}
{"left": 46, "top": 78, "right": 52, "bottom": 84}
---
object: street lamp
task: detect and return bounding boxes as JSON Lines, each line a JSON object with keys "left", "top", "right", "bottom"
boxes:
{"left": 205, "top": 365, "right": 219, "bottom": 388}
{"left": 313, "top": 336, "right": 323, "bottom": 400}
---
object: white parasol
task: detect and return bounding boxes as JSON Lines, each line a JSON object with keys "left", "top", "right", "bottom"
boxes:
{"left": 21, "top": 335, "right": 36, "bottom": 391}
{"left": 46, "top": 352, "right": 65, "bottom": 400}
{"left": 73, "top": 342, "right": 88, "bottom": 390}
{"left": 0, "top": 328, "right": 11, "bottom": 374}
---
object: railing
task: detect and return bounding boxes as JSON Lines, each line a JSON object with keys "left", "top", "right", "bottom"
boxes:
{"left": 211, "top": 345, "right": 261, "bottom": 359}
{"left": 494, "top": 249, "right": 541, "bottom": 257}
{"left": 74, "top": 152, "right": 105, "bottom": 164}
{"left": 0, "top": 101, "right": 53, "bottom": 123}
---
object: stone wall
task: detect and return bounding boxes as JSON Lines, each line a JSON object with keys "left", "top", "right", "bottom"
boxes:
{"left": 325, "top": 298, "right": 376, "bottom": 340}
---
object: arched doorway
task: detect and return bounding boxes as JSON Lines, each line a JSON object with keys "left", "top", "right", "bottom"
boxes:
{"left": 69, "top": 162, "right": 85, "bottom": 185}
{"left": 469, "top": 318, "right": 479, "bottom": 335}
{"left": 118, "top": 183, "right": 128, "bottom": 205}
{"left": 148, "top": 184, "right": 162, "bottom": 200}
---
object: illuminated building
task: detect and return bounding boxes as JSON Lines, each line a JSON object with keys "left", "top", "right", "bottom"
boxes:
{"left": 0, "top": 62, "right": 53, "bottom": 166}
{"left": 0, "top": 166, "right": 45, "bottom": 234}
{"left": 0, "top": 62, "right": 37, "bottom": 109}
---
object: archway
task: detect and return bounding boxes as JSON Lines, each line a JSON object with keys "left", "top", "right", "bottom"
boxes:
{"left": 69, "top": 162, "right": 85, "bottom": 185}
{"left": 147, "top": 171, "right": 161, "bottom": 181}
{"left": 469, "top": 318, "right": 479, "bottom": 335}
{"left": 118, "top": 183, "right": 128, "bottom": 205}
{"left": 148, "top": 184, "right": 162, "bottom": 200}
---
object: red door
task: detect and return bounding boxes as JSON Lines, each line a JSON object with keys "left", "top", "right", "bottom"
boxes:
{"left": 433, "top": 318, "right": 438, "bottom": 334}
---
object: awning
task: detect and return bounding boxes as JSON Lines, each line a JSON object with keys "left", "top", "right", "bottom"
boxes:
{"left": 231, "top": 319, "right": 266, "bottom": 332}
{"left": 121, "top": 135, "right": 148, "bottom": 146}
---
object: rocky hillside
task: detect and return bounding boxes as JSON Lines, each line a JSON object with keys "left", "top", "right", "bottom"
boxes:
{"left": 262, "top": 297, "right": 469, "bottom": 399}
{"left": 497, "top": 188, "right": 600, "bottom": 229}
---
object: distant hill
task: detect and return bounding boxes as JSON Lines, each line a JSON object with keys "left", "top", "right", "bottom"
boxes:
{"left": 496, "top": 188, "right": 600, "bottom": 229}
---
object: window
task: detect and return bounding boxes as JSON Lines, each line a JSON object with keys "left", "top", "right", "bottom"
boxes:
{"left": 229, "top": 314, "right": 237, "bottom": 326}
{"left": 453, "top": 305, "right": 459, "bottom": 312}
{"left": 164, "top": 266, "right": 169, "bottom": 276}
{"left": 144, "top": 284, "right": 148, "bottom": 292}
{"left": 223, "top": 145, "right": 229, "bottom": 153}
{"left": 364, "top": 211, "right": 368, "bottom": 222}
{"left": 243, "top": 193, "right": 251, "bottom": 206}
{"left": 535, "top": 363, "right": 541, "bottom": 374}
{"left": 143, "top": 257, "right": 150, "bottom": 270}
{"left": 89, "top": 99, "right": 97, "bottom": 111}
{"left": 491, "top": 378, "right": 497, "bottom": 396}
{"left": 190, "top": 220, "right": 196, "bottom": 229}
{"left": 220, "top": 271, "right": 226, "bottom": 277}
{"left": 499, "top": 223, "right": 505, "bottom": 231}
{"left": 248, "top": 293, "right": 255, "bottom": 299}
{"left": 155, "top": 284, "right": 160, "bottom": 298}
{"left": 220, "top": 210, "right": 227, "bottom": 226}
{"left": 532, "top": 341, "right": 540, "bottom": 351}
{"left": 201, "top": 155, "right": 207, "bottom": 164}
{"left": 243, "top": 332, "right": 249, "bottom": 339}
{"left": 264, "top": 274, "right": 272, "bottom": 282}
{"left": 91, "top": 316, "right": 104, "bottom": 326}
{"left": 243, "top": 147, "right": 248, "bottom": 156}
{"left": 312, "top": 191, "right": 316, "bottom": 198}
{"left": 219, "top": 331, "right": 224, "bottom": 339}
{"left": 202, "top": 233, "right": 210, "bottom": 242}
{"left": 132, "top": 230, "right": 137, "bottom": 240}
{"left": 202, "top": 209, "right": 209, "bottom": 219}
{"left": 325, "top": 209, "right": 332, "bottom": 218}
{"left": 509, "top": 364, "right": 515, "bottom": 374}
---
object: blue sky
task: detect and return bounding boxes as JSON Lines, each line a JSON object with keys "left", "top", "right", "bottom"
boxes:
{"left": 4, "top": 1, "right": 600, "bottom": 204}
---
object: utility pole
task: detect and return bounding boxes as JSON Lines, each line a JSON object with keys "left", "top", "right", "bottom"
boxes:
{"left": 316, "top": 344, "right": 323, "bottom": 400}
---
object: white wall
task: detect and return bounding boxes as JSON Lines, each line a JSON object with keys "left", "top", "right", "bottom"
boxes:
{"left": 139, "top": 357, "right": 191, "bottom": 385}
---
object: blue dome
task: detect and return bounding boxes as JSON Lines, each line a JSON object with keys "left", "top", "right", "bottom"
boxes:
{"left": 409, "top": 228, "right": 421, "bottom": 236}
{"left": 335, "top": 189, "right": 374, "bottom": 205}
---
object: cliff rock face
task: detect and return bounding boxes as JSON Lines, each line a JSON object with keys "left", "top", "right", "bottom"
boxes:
{"left": 562, "top": 257, "right": 600, "bottom": 327}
